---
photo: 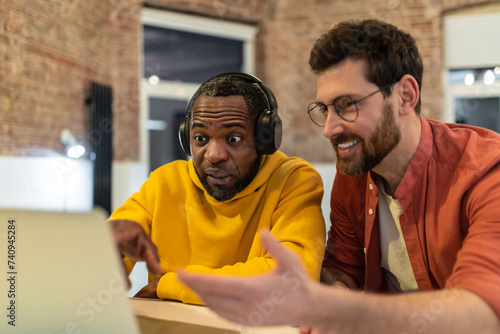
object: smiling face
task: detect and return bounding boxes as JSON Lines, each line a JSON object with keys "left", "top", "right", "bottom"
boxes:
{"left": 317, "top": 59, "right": 401, "bottom": 177}
{"left": 190, "top": 94, "right": 261, "bottom": 201}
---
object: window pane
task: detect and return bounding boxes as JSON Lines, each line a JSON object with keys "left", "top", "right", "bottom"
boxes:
{"left": 454, "top": 97, "right": 500, "bottom": 133}
{"left": 143, "top": 25, "right": 244, "bottom": 83}
{"left": 148, "top": 98, "right": 188, "bottom": 172}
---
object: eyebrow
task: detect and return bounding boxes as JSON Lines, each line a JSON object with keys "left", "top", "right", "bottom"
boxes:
{"left": 319, "top": 94, "right": 354, "bottom": 105}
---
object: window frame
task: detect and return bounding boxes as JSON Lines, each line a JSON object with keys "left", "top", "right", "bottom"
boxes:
{"left": 443, "top": 9, "right": 500, "bottom": 125}
{"left": 139, "top": 8, "right": 258, "bottom": 166}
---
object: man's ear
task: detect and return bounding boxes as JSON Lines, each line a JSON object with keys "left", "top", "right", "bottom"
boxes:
{"left": 397, "top": 74, "right": 419, "bottom": 116}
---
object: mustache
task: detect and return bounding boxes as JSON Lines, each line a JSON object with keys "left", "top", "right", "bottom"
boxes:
{"left": 203, "top": 161, "right": 238, "bottom": 177}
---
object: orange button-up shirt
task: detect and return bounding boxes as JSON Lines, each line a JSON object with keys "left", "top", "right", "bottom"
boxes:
{"left": 324, "top": 116, "right": 500, "bottom": 317}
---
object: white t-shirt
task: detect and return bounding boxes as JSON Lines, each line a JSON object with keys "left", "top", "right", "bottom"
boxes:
{"left": 376, "top": 177, "right": 418, "bottom": 293}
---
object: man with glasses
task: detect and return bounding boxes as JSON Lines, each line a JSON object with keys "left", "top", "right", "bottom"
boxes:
{"left": 179, "top": 19, "right": 500, "bottom": 333}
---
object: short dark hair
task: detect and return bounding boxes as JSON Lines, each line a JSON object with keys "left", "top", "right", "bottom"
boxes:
{"left": 309, "top": 19, "right": 423, "bottom": 114}
{"left": 187, "top": 75, "right": 269, "bottom": 122}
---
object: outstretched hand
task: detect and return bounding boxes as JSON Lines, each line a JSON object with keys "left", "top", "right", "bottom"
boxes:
{"left": 178, "top": 232, "right": 316, "bottom": 328}
{"left": 109, "top": 219, "right": 162, "bottom": 280}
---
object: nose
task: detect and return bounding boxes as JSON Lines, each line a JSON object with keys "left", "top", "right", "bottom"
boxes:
{"left": 323, "top": 111, "right": 345, "bottom": 139}
{"left": 205, "top": 139, "right": 229, "bottom": 164}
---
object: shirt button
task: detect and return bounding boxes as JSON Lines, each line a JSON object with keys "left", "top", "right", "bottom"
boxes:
{"left": 369, "top": 184, "right": 374, "bottom": 190}
{"left": 369, "top": 208, "right": 374, "bottom": 215}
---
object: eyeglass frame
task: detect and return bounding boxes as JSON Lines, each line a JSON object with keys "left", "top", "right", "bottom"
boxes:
{"left": 307, "top": 82, "right": 397, "bottom": 127}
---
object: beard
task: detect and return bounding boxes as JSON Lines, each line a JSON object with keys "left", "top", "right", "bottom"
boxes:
{"left": 333, "top": 102, "right": 401, "bottom": 177}
{"left": 196, "top": 155, "right": 262, "bottom": 202}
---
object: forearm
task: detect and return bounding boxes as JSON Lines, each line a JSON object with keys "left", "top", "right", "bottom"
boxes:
{"left": 305, "top": 285, "right": 499, "bottom": 334}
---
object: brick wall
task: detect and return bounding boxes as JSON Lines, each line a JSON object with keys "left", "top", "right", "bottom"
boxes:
{"left": 0, "top": 0, "right": 497, "bottom": 162}
{"left": 0, "top": 0, "right": 139, "bottom": 159}
{"left": 0, "top": 0, "right": 266, "bottom": 160}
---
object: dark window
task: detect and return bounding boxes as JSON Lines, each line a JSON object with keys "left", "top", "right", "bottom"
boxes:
{"left": 148, "top": 97, "right": 188, "bottom": 172}
{"left": 455, "top": 97, "right": 500, "bottom": 132}
{"left": 143, "top": 25, "right": 244, "bottom": 83}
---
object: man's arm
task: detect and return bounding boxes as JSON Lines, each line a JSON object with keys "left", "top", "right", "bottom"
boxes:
{"left": 155, "top": 234, "right": 323, "bottom": 304}
{"left": 309, "top": 287, "right": 499, "bottom": 334}
{"left": 178, "top": 233, "right": 500, "bottom": 333}
{"left": 297, "top": 265, "right": 358, "bottom": 333}
{"left": 107, "top": 171, "right": 160, "bottom": 287}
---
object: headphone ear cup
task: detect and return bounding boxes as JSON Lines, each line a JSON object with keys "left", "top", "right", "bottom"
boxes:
{"left": 254, "top": 109, "right": 282, "bottom": 155}
{"left": 178, "top": 119, "right": 191, "bottom": 156}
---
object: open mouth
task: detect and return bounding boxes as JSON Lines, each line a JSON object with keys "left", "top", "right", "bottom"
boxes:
{"left": 338, "top": 139, "right": 360, "bottom": 150}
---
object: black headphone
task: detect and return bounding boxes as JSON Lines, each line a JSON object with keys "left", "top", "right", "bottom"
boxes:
{"left": 178, "top": 72, "right": 282, "bottom": 156}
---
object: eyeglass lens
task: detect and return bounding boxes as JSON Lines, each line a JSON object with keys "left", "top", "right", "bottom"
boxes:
{"left": 308, "top": 96, "right": 358, "bottom": 126}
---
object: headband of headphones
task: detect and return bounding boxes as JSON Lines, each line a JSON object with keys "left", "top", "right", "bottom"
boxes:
{"left": 178, "top": 72, "right": 282, "bottom": 156}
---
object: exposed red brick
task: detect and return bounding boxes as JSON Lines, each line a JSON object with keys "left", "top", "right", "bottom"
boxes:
{"left": 1, "top": 0, "right": 496, "bottom": 162}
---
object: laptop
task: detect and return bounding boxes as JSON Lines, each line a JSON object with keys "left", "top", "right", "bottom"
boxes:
{"left": 0, "top": 208, "right": 141, "bottom": 334}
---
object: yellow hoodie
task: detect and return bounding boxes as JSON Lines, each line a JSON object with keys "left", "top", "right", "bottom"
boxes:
{"left": 110, "top": 151, "right": 326, "bottom": 304}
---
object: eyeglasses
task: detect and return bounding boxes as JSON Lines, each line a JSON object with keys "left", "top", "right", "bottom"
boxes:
{"left": 307, "top": 83, "right": 396, "bottom": 127}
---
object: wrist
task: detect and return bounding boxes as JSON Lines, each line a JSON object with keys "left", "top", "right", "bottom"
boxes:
{"left": 295, "top": 280, "right": 329, "bottom": 327}
{"left": 302, "top": 281, "right": 349, "bottom": 331}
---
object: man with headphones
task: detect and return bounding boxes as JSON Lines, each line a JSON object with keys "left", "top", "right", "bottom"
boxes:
{"left": 108, "top": 73, "right": 326, "bottom": 304}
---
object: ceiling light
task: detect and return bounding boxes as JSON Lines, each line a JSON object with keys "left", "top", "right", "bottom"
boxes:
{"left": 464, "top": 73, "right": 475, "bottom": 86}
{"left": 148, "top": 75, "right": 160, "bottom": 85}
{"left": 483, "top": 70, "right": 495, "bottom": 85}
